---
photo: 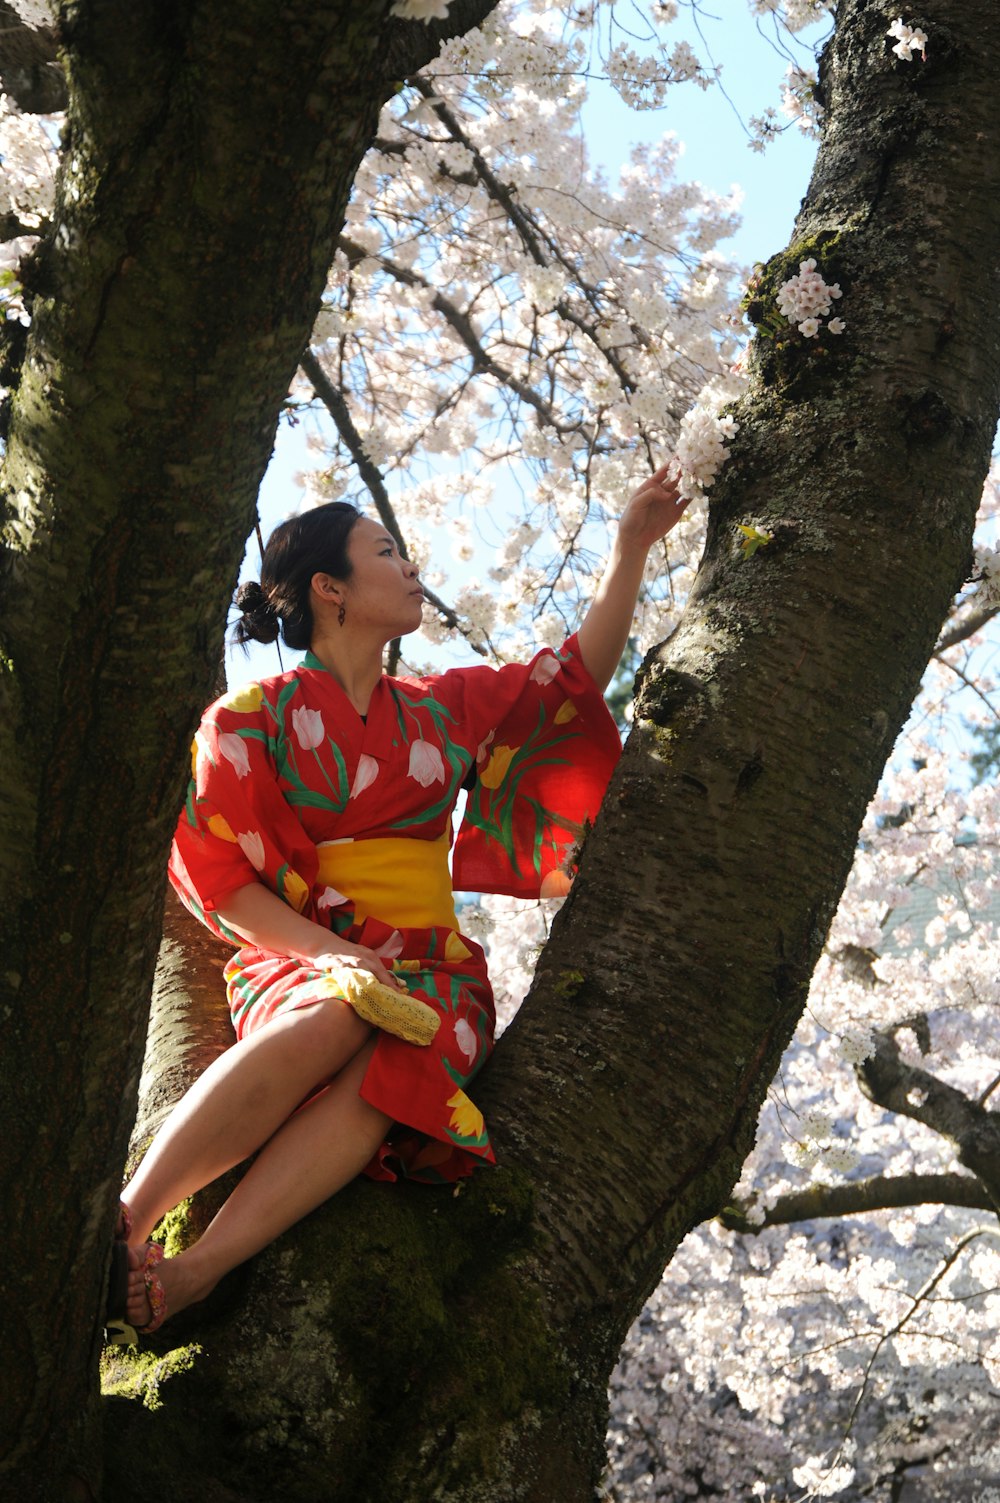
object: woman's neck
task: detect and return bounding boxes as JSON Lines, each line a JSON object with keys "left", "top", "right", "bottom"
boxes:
{"left": 307, "top": 630, "right": 385, "bottom": 716}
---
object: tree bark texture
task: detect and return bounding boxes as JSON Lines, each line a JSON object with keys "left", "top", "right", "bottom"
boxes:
{"left": 5, "top": 2, "right": 1000, "bottom": 1500}
{"left": 0, "top": 4, "right": 500, "bottom": 1498}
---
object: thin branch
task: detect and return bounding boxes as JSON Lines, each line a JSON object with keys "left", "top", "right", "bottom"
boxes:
{"left": 298, "top": 347, "right": 487, "bottom": 657}
{"left": 408, "top": 78, "right": 655, "bottom": 407}
{"left": 720, "top": 1170, "right": 996, "bottom": 1234}
{"left": 935, "top": 652, "right": 1000, "bottom": 719}
{"left": 842, "top": 1226, "right": 1000, "bottom": 1441}
{"left": 936, "top": 601, "right": 1000, "bottom": 653}
{"left": 338, "top": 233, "right": 584, "bottom": 438}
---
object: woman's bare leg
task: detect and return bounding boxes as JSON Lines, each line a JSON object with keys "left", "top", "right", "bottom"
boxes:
{"left": 126, "top": 1038, "right": 389, "bottom": 1327}
{"left": 122, "top": 1000, "right": 372, "bottom": 1245}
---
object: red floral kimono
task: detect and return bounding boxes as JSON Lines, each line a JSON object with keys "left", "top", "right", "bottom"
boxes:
{"left": 168, "top": 634, "right": 620, "bottom": 1184}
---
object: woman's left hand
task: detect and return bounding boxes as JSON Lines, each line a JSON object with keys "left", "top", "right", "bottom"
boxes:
{"left": 618, "top": 460, "right": 690, "bottom": 553}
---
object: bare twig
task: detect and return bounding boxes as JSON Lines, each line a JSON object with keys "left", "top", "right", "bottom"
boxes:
{"left": 298, "top": 347, "right": 487, "bottom": 657}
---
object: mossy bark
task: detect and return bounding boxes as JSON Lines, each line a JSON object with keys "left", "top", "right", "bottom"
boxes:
{"left": 0, "top": 4, "right": 500, "bottom": 1499}
{"left": 4, "top": 1, "right": 1000, "bottom": 1500}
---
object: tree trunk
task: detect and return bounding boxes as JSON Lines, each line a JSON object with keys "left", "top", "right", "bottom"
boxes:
{"left": 5, "top": 2, "right": 1000, "bottom": 1500}
{"left": 0, "top": 4, "right": 500, "bottom": 1498}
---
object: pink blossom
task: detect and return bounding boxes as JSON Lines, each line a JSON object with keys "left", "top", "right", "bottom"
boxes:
{"left": 237, "top": 830, "right": 266, "bottom": 870}
{"left": 218, "top": 732, "right": 251, "bottom": 779}
{"left": 529, "top": 652, "right": 560, "bottom": 686}
{"left": 316, "top": 885, "right": 348, "bottom": 911}
{"left": 454, "top": 1016, "right": 478, "bottom": 1063}
{"left": 292, "top": 705, "right": 325, "bottom": 750}
{"left": 350, "top": 753, "right": 379, "bottom": 799}
{"left": 407, "top": 738, "right": 445, "bottom": 787}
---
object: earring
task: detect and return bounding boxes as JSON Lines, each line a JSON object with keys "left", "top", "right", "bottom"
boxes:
{"left": 338, "top": 603, "right": 346, "bottom": 627}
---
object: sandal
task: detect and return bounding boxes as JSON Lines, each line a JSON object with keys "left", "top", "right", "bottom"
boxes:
{"left": 103, "top": 1241, "right": 168, "bottom": 1344}
{"left": 330, "top": 968, "right": 440, "bottom": 1047}
{"left": 135, "top": 1242, "right": 168, "bottom": 1334}
{"left": 104, "top": 1241, "right": 135, "bottom": 1345}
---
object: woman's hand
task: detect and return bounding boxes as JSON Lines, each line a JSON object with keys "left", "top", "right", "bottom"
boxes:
{"left": 617, "top": 459, "right": 690, "bottom": 554}
{"left": 215, "top": 884, "right": 401, "bottom": 988}
{"left": 310, "top": 941, "right": 401, "bottom": 990}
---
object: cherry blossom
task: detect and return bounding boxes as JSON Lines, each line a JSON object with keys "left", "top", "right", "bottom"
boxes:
{"left": 888, "top": 17, "right": 928, "bottom": 62}
{"left": 390, "top": 0, "right": 452, "bottom": 22}
{"left": 775, "top": 257, "right": 844, "bottom": 337}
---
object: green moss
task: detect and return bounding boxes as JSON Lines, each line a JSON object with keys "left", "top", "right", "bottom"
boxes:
{"left": 741, "top": 228, "right": 860, "bottom": 395}
{"left": 743, "top": 229, "right": 849, "bottom": 330}
{"left": 553, "top": 968, "right": 586, "bottom": 998}
{"left": 100, "top": 1165, "right": 571, "bottom": 1500}
{"left": 152, "top": 1196, "right": 198, "bottom": 1257}
{"left": 100, "top": 1341, "right": 202, "bottom": 1411}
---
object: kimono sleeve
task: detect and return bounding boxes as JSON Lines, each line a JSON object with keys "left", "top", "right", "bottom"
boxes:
{"left": 168, "top": 682, "right": 320, "bottom": 944}
{"left": 450, "top": 633, "right": 621, "bottom": 899}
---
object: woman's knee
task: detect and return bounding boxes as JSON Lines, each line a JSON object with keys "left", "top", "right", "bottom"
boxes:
{"left": 271, "top": 998, "right": 372, "bottom": 1071}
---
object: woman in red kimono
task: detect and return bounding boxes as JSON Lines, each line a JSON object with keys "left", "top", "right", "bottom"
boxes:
{"left": 112, "top": 463, "right": 688, "bottom": 1336}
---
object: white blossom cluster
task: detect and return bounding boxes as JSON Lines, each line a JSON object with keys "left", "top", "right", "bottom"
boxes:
{"left": 776, "top": 256, "right": 845, "bottom": 338}
{"left": 888, "top": 17, "right": 928, "bottom": 62}
{"left": 390, "top": 0, "right": 453, "bottom": 22}
{"left": 299, "top": 0, "right": 741, "bottom": 664}
{"left": 974, "top": 544, "right": 1000, "bottom": 607}
{"left": 751, "top": 0, "right": 834, "bottom": 33}
{"left": 479, "top": 471, "right": 1000, "bottom": 1498}
{"left": 0, "top": 92, "right": 58, "bottom": 232}
{"left": 748, "top": 106, "right": 782, "bottom": 154}
{"left": 781, "top": 63, "right": 823, "bottom": 137}
{"left": 674, "top": 371, "right": 744, "bottom": 501}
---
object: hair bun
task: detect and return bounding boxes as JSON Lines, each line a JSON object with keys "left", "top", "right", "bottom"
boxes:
{"left": 234, "top": 579, "right": 280, "bottom": 645}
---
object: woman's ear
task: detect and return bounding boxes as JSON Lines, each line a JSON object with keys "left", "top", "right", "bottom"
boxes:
{"left": 310, "top": 571, "right": 343, "bottom": 606}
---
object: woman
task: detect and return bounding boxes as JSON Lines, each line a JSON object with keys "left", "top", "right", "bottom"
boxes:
{"left": 110, "top": 463, "right": 688, "bottom": 1337}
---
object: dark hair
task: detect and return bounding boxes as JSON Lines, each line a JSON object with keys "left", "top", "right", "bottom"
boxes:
{"left": 234, "top": 502, "right": 361, "bottom": 652}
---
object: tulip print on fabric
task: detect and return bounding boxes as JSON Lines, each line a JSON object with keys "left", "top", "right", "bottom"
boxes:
{"left": 169, "top": 634, "right": 620, "bottom": 1184}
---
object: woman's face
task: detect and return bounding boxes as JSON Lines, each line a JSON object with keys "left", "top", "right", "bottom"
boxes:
{"left": 334, "top": 516, "right": 424, "bottom": 637}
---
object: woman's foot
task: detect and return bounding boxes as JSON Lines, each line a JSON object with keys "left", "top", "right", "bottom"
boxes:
{"left": 126, "top": 1242, "right": 219, "bottom": 1332}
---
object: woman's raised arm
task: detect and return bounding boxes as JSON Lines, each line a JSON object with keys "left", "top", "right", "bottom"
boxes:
{"left": 575, "top": 461, "right": 689, "bottom": 693}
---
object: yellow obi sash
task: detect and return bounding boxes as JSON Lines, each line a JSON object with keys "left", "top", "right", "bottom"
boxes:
{"left": 315, "top": 832, "right": 458, "bottom": 930}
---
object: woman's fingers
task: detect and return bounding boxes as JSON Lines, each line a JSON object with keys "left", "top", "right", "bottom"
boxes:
{"left": 314, "top": 948, "right": 401, "bottom": 989}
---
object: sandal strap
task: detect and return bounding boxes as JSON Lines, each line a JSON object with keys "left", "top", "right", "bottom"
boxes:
{"left": 138, "top": 1243, "right": 168, "bottom": 1334}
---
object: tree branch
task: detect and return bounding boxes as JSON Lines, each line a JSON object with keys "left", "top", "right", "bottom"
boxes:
{"left": 298, "top": 346, "right": 487, "bottom": 656}
{"left": 720, "top": 1170, "right": 995, "bottom": 1234}
{"left": 408, "top": 78, "right": 658, "bottom": 413}
{"left": 0, "top": 1, "right": 64, "bottom": 113}
{"left": 936, "top": 601, "right": 1000, "bottom": 653}
{"left": 857, "top": 1029, "right": 1000, "bottom": 1208}
{"left": 338, "top": 232, "right": 585, "bottom": 439}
